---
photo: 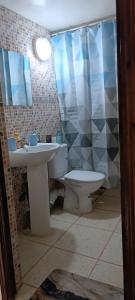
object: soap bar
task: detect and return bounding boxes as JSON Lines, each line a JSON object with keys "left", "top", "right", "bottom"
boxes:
{"left": 8, "top": 137, "right": 17, "bottom": 151}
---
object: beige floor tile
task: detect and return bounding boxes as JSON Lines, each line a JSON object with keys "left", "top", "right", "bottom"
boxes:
{"left": 19, "top": 238, "right": 49, "bottom": 276}
{"left": 76, "top": 209, "right": 120, "bottom": 232}
{"left": 115, "top": 220, "right": 122, "bottom": 233}
{"left": 23, "top": 247, "right": 96, "bottom": 287}
{"left": 95, "top": 195, "right": 121, "bottom": 212}
{"left": 55, "top": 224, "right": 111, "bottom": 258}
{"left": 15, "top": 284, "right": 35, "bottom": 300}
{"left": 103, "top": 187, "right": 121, "bottom": 198}
{"left": 90, "top": 261, "right": 123, "bottom": 289}
{"left": 23, "top": 219, "right": 71, "bottom": 246}
{"left": 51, "top": 209, "right": 80, "bottom": 224}
{"left": 100, "top": 233, "right": 123, "bottom": 265}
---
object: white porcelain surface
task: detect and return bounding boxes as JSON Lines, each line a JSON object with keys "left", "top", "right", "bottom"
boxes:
{"left": 9, "top": 143, "right": 59, "bottom": 167}
{"left": 64, "top": 175, "right": 105, "bottom": 214}
{"left": 48, "top": 143, "right": 105, "bottom": 214}
{"left": 9, "top": 143, "right": 59, "bottom": 236}
{"left": 65, "top": 170, "right": 105, "bottom": 182}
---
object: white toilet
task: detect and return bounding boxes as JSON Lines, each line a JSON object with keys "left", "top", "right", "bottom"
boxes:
{"left": 48, "top": 144, "right": 105, "bottom": 214}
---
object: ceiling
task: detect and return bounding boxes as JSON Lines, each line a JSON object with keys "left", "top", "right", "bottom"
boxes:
{"left": 0, "top": 0, "right": 116, "bottom": 32}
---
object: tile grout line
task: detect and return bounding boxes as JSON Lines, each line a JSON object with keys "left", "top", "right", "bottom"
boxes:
{"left": 22, "top": 211, "right": 121, "bottom": 280}
{"left": 23, "top": 220, "right": 122, "bottom": 248}
{"left": 88, "top": 217, "right": 122, "bottom": 278}
{"left": 21, "top": 194, "right": 122, "bottom": 286}
{"left": 22, "top": 245, "right": 52, "bottom": 279}
{"left": 22, "top": 215, "right": 81, "bottom": 280}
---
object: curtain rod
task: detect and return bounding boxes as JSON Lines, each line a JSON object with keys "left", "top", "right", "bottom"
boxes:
{"left": 51, "top": 15, "right": 116, "bottom": 36}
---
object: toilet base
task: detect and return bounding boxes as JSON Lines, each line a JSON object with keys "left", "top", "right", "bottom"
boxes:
{"left": 63, "top": 185, "right": 93, "bottom": 214}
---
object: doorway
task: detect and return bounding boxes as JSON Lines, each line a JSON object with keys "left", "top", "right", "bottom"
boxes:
{"left": 0, "top": 0, "right": 135, "bottom": 298}
{"left": 0, "top": 141, "right": 16, "bottom": 300}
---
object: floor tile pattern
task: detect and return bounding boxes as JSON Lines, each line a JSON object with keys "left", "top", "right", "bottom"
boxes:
{"left": 15, "top": 187, "right": 123, "bottom": 299}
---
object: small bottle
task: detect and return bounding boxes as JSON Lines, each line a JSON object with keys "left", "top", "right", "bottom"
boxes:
{"left": 56, "top": 128, "right": 63, "bottom": 144}
{"left": 46, "top": 135, "right": 52, "bottom": 143}
{"left": 14, "top": 130, "right": 20, "bottom": 148}
{"left": 28, "top": 133, "right": 38, "bottom": 146}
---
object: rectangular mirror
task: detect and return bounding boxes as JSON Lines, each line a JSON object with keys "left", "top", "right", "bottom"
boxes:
{"left": 0, "top": 49, "right": 32, "bottom": 106}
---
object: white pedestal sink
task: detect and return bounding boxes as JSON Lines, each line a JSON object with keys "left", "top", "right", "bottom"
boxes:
{"left": 9, "top": 143, "right": 59, "bottom": 235}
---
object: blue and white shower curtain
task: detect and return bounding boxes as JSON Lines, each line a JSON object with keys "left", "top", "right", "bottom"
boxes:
{"left": 52, "top": 20, "right": 119, "bottom": 187}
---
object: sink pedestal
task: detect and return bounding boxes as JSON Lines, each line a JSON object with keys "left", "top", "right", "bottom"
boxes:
{"left": 27, "top": 162, "right": 50, "bottom": 235}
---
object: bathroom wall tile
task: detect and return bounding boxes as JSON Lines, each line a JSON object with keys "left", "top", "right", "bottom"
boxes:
{"left": 0, "top": 86, "right": 22, "bottom": 288}
{"left": 15, "top": 284, "right": 35, "bottom": 300}
{"left": 100, "top": 233, "right": 123, "bottom": 265}
{"left": 76, "top": 209, "right": 120, "bottom": 232}
{"left": 94, "top": 195, "right": 121, "bottom": 212}
{"left": 22, "top": 219, "right": 71, "bottom": 246}
{"left": 90, "top": 261, "right": 123, "bottom": 289}
{"left": 23, "top": 247, "right": 96, "bottom": 288}
{"left": 55, "top": 224, "right": 111, "bottom": 258}
{"left": 19, "top": 238, "right": 49, "bottom": 276}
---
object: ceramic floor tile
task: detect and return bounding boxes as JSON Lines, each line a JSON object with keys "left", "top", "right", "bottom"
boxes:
{"left": 55, "top": 224, "right": 111, "bottom": 258}
{"left": 103, "top": 187, "right": 121, "bottom": 198}
{"left": 94, "top": 195, "right": 121, "bottom": 212}
{"left": 100, "top": 233, "right": 123, "bottom": 265}
{"left": 15, "top": 284, "right": 35, "bottom": 300}
{"left": 23, "top": 219, "right": 71, "bottom": 246}
{"left": 23, "top": 247, "right": 96, "bottom": 287}
{"left": 19, "top": 238, "right": 49, "bottom": 276}
{"left": 90, "top": 260, "right": 123, "bottom": 289}
{"left": 51, "top": 209, "right": 80, "bottom": 224}
{"left": 115, "top": 220, "right": 122, "bottom": 233}
{"left": 76, "top": 209, "right": 120, "bottom": 232}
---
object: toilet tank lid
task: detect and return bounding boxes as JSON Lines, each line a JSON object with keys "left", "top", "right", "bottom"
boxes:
{"left": 64, "top": 170, "right": 105, "bottom": 183}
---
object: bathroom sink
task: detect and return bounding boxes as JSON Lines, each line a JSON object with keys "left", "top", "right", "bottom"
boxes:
{"left": 9, "top": 143, "right": 60, "bottom": 236}
{"left": 9, "top": 143, "right": 59, "bottom": 167}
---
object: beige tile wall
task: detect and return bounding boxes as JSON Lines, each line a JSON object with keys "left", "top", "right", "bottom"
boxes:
{"left": 0, "top": 5, "right": 60, "bottom": 288}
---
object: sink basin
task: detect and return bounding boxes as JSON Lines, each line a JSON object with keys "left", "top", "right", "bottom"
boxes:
{"left": 9, "top": 143, "right": 59, "bottom": 167}
{"left": 9, "top": 143, "right": 60, "bottom": 236}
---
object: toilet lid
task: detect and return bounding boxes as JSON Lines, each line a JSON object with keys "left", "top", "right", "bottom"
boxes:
{"left": 64, "top": 170, "right": 105, "bottom": 183}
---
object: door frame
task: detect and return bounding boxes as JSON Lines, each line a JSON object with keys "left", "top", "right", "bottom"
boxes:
{"left": 0, "top": 140, "right": 16, "bottom": 300}
{"left": 117, "top": 0, "right": 135, "bottom": 298}
{"left": 1, "top": 1, "right": 135, "bottom": 299}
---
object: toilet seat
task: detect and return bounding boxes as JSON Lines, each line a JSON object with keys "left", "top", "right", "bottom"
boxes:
{"left": 64, "top": 170, "right": 105, "bottom": 183}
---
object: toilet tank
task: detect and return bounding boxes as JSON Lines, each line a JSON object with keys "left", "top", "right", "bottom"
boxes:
{"left": 48, "top": 144, "right": 68, "bottom": 179}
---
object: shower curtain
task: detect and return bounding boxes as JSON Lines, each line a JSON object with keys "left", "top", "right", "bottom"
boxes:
{"left": 52, "top": 20, "right": 119, "bottom": 188}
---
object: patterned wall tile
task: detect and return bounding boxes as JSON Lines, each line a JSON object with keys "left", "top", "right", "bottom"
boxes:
{"left": 0, "top": 5, "right": 61, "bottom": 289}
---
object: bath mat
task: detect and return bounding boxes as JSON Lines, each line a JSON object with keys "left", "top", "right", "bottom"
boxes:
{"left": 29, "top": 269, "right": 123, "bottom": 300}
